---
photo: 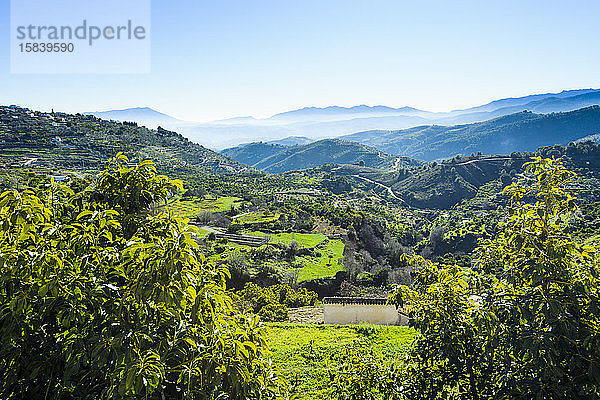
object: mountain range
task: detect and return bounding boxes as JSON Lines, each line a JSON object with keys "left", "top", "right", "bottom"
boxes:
{"left": 86, "top": 88, "right": 600, "bottom": 149}
{"left": 223, "top": 106, "right": 600, "bottom": 167}
{"left": 339, "top": 106, "right": 600, "bottom": 160}
{"left": 84, "top": 107, "right": 185, "bottom": 128}
{"left": 4, "top": 104, "right": 599, "bottom": 210}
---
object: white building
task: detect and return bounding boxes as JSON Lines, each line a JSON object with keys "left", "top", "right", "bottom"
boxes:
{"left": 323, "top": 297, "right": 407, "bottom": 325}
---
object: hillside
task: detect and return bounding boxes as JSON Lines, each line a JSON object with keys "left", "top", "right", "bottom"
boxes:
{"left": 0, "top": 105, "right": 245, "bottom": 173}
{"left": 266, "top": 136, "right": 314, "bottom": 146}
{"left": 222, "top": 138, "right": 420, "bottom": 173}
{"left": 334, "top": 141, "right": 600, "bottom": 209}
{"left": 221, "top": 142, "right": 287, "bottom": 167}
{"left": 340, "top": 106, "right": 600, "bottom": 161}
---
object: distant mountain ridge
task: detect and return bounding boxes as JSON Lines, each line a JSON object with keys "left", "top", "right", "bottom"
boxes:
{"left": 270, "top": 105, "right": 430, "bottom": 121}
{"left": 339, "top": 106, "right": 600, "bottom": 161}
{"left": 86, "top": 88, "right": 600, "bottom": 149}
{"left": 222, "top": 106, "right": 600, "bottom": 169}
{"left": 451, "top": 88, "right": 598, "bottom": 114}
{"left": 85, "top": 107, "right": 185, "bottom": 129}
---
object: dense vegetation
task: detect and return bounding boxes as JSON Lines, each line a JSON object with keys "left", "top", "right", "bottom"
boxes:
{"left": 329, "top": 157, "right": 600, "bottom": 399}
{"left": 233, "top": 283, "right": 318, "bottom": 322}
{"left": 267, "top": 324, "right": 414, "bottom": 399}
{"left": 0, "top": 154, "right": 284, "bottom": 399}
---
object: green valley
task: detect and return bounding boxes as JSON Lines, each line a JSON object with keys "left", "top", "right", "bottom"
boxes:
{"left": 1, "top": 105, "right": 599, "bottom": 399}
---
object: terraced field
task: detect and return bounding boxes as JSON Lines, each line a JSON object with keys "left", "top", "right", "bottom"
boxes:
{"left": 232, "top": 211, "right": 280, "bottom": 225}
{"left": 246, "top": 232, "right": 345, "bottom": 281}
{"left": 168, "top": 195, "right": 242, "bottom": 218}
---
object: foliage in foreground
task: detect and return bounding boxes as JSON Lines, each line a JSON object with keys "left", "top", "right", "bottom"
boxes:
{"left": 266, "top": 324, "right": 415, "bottom": 400}
{"left": 0, "top": 154, "right": 284, "bottom": 399}
{"left": 326, "top": 341, "right": 404, "bottom": 400}
{"left": 388, "top": 157, "right": 600, "bottom": 399}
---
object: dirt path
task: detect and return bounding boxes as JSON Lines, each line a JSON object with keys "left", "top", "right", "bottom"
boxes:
{"left": 23, "top": 157, "right": 38, "bottom": 166}
{"left": 195, "top": 225, "right": 224, "bottom": 233}
{"left": 352, "top": 174, "right": 418, "bottom": 209}
{"left": 455, "top": 157, "right": 511, "bottom": 166}
{"left": 232, "top": 211, "right": 253, "bottom": 219}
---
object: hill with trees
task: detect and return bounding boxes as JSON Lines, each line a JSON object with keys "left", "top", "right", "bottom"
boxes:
{"left": 220, "top": 142, "right": 288, "bottom": 167}
{"left": 221, "top": 139, "right": 422, "bottom": 173}
{"left": 328, "top": 141, "right": 600, "bottom": 209}
{"left": 0, "top": 105, "right": 244, "bottom": 173}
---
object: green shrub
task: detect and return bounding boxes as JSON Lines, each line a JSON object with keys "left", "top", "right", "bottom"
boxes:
{"left": 0, "top": 154, "right": 285, "bottom": 399}
{"left": 390, "top": 157, "right": 600, "bottom": 399}
{"left": 235, "top": 283, "right": 318, "bottom": 322}
{"left": 258, "top": 303, "right": 288, "bottom": 322}
{"left": 327, "top": 341, "right": 403, "bottom": 400}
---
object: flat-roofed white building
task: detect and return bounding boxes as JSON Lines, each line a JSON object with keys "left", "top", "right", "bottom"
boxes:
{"left": 323, "top": 297, "right": 407, "bottom": 325}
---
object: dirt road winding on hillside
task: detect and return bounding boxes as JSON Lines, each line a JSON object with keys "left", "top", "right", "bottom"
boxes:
{"left": 352, "top": 174, "right": 418, "bottom": 209}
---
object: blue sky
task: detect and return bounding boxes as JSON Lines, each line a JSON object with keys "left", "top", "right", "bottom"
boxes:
{"left": 1, "top": 0, "right": 599, "bottom": 121}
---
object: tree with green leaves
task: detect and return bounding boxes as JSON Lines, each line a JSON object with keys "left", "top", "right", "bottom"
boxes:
{"left": 0, "top": 153, "right": 285, "bottom": 399}
{"left": 390, "top": 157, "right": 600, "bottom": 399}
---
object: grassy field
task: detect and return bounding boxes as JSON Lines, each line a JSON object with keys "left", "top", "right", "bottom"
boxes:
{"left": 195, "top": 227, "right": 210, "bottom": 238}
{"left": 267, "top": 232, "right": 329, "bottom": 247}
{"left": 296, "top": 239, "right": 345, "bottom": 281}
{"left": 168, "top": 200, "right": 345, "bottom": 282}
{"left": 232, "top": 211, "right": 280, "bottom": 224}
{"left": 266, "top": 323, "right": 415, "bottom": 399}
{"left": 269, "top": 232, "right": 345, "bottom": 281}
{"left": 168, "top": 195, "right": 242, "bottom": 218}
{"left": 247, "top": 232, "right": 346, "bottom": 281}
